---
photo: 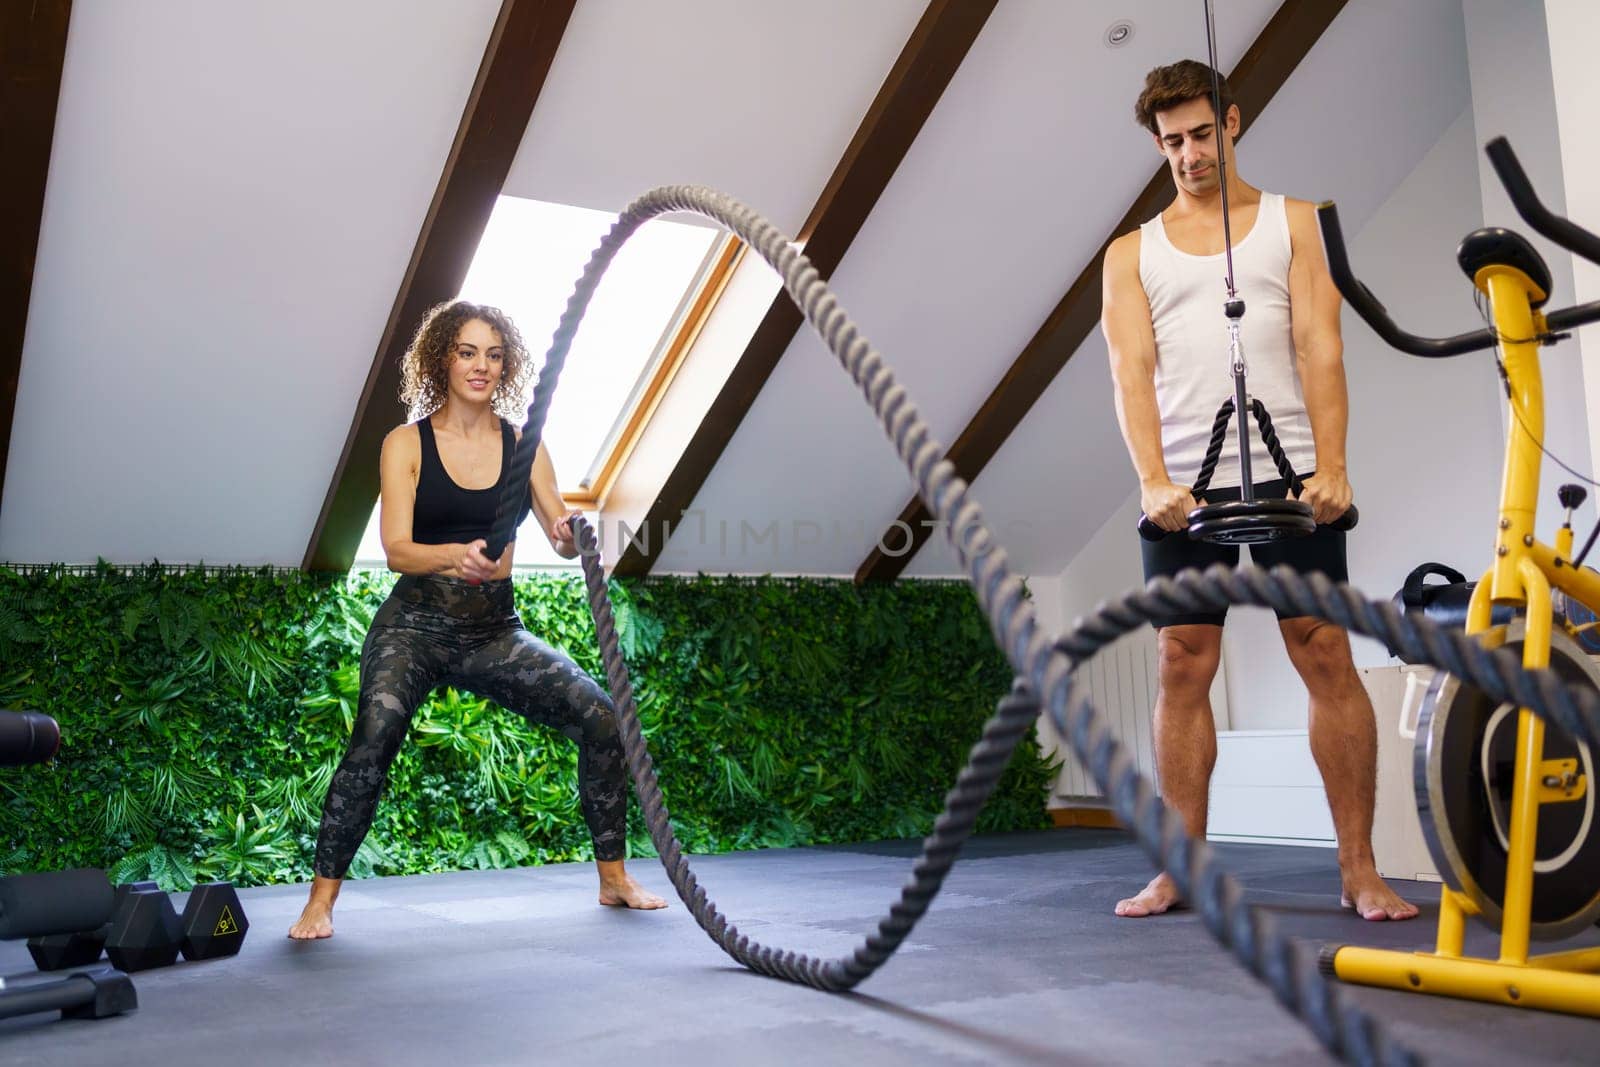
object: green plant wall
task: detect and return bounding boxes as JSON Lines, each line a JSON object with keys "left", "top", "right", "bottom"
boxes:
{"left": 0, "top": 565, "right": 1053, "bottom": 889}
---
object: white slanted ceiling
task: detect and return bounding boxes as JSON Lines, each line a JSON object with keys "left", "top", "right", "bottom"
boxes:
{"left": 502, "top": 0, "right": 928, "bottom": 238}
{"left": 2, "top": 0, "right": 503, "bottom": 566}
{"left": 0, "top": 0, "right": 923, "bottom": 566}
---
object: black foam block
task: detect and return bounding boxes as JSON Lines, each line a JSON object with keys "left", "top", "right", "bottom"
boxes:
{"left": 0, "top": 869, "right": 114, "bottom": 940}
{"left": 26, "top": 928, "right": 108, "bottom": 970}
{"left": 0, "top": 708, "right": 60, "bottom": 767}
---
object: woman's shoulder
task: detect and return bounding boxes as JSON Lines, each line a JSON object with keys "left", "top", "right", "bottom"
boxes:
{"left": 381, "top": 421, "right": 423, "bottom": 461}
{"left": 387, "top": 420, "right": 424, "bottom": 442}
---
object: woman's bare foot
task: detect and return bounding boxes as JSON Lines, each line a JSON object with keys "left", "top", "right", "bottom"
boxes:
{"left": 287, "top": 875, "right": 342, "bottom": 939}
{"left": 595, "top": 860, "right": 667, "bottom": 910}
{"left": 1340, "top": 864, "right": 1419, "bottom": 921}
{"left": 1114, "top": 872, "right": 1184, "bottom": 917}
{"left": 288, "top": 900, "right": 334, "bottom": 939}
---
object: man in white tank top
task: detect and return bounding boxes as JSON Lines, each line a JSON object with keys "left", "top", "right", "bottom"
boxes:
{"left": 1100, "top": 61, "right": 1417, "bottom": 923}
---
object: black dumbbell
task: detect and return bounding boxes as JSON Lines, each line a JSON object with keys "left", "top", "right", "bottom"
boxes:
{"left": 25, "top": 879, "right": 156, "bottom": 971}
{"left": 28, "top": 879, "right": 249, "bottom": 972}
{"left": 103, "top": 886, "right": 182, "bottom": 973}
{"left": 26, "top": 928, "right": 107, "bottom": 971}
{"left": 178, "top": 882, "right": 249, "bottom": 961}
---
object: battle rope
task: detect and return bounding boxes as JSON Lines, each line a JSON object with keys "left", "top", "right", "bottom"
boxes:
{"left": 574, "top": 517, "right": 1042, "bottom": 989}
{"left": 487, "top": 185, "right": 1600, "bottom": 1067}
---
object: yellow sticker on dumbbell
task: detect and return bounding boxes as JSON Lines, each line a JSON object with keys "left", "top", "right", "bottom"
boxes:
{"left": 214, "top": 906, "right": 239, "bottom": 936}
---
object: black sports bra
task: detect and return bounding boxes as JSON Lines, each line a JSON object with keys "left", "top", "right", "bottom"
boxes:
{"left": 410, "top": 418, "right": 531, "bottom": 545}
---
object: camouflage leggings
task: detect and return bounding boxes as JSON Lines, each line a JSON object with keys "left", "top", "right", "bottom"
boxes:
{"left": 313, "top": 575, "right": 627, "bottom": 878}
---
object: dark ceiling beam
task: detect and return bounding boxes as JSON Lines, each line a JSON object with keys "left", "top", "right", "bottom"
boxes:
{"left": 855, "top": 0, "right": 1349, "bottom": 583}
{"left": 612, "top": 0, "right": 998, "bottom": 577}
{"left": 304, "top": 0, "right": 576, "bottom": 571}
{"left": 0, "top": 0, "right": 73, "bottom": 518}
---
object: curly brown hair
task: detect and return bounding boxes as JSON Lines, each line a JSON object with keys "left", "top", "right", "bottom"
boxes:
{"left": 398, "top": 300, "right": 535, "bottom": 422}
{"left": 1134, "top": 59, "right": 1233, "bottom": 135}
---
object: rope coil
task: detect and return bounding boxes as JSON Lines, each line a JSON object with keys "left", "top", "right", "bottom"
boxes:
{"left": 489, "top": 184, "right": 1600, "bottom": 1067}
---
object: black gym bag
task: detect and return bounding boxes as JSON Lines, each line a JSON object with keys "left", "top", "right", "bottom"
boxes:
{"left": 1390, "top": 562, "right": 1519, "bottom": 662}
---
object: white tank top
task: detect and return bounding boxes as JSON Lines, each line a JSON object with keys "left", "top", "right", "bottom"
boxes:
{"left": 1137, "top": 191, "right": 1315, "bottom": 489}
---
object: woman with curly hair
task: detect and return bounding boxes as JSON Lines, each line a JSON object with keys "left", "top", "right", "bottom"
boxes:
{"left": 289, "top": 300, "right": 665, "bottom": 939}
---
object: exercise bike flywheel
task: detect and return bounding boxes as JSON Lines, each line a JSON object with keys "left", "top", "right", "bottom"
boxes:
{"left": 1415, "top": 621, "right": 1600, "bottom": 940}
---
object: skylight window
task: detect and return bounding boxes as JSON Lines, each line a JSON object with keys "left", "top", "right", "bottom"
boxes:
{"left": 354, "top": 195, "right": 731, "bottom": 568}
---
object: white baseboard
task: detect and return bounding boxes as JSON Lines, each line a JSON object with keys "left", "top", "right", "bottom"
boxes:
{"left": 1206, "top": 833, "right": 1334, "bottom": 848}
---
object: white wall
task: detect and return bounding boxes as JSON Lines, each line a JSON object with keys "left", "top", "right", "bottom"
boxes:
{"left": 1545, "top": 2, "right": 1600, "bottom": 479}
{"left": 1053, "top": 490, "right": 1144, "bottom": 630}
{"left": 1464, "top": 0, "right": 1590, "bottom": 520}
{"left": 1222, "top": 106, "right": 1502, "bottom": 729}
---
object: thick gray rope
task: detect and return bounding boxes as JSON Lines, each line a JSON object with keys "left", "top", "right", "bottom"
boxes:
{"left": 490, "top": 184, "right": 1600, "bottom": 1066}
{"left": 573, "top": 514, "right": 1041, "bottom": 989}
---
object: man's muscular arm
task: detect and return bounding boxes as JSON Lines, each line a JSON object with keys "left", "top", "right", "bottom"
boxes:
{"left": 1103, "top": 231, "right": 1194, "bottom": 532}
{"left": 1286, "top": 198, "right": 1352, "bottom": 523}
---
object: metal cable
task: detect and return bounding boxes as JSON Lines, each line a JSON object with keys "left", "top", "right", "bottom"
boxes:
{"left": 1203, "top": 0, "right": 1237, "bottom": 300}
{"left": 486, "top": 184, "right": 1600, "bottom": 1066}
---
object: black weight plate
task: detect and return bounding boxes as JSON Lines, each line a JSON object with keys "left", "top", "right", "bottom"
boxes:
{"left": 1189, "top": 498, "right": 1313, "bottom": 523}
{"left": 1416, "top": 623, "right": 1600, "bottom": 940}
{"left": 1189, "top": 511, "right": 1316, "bottom": 544}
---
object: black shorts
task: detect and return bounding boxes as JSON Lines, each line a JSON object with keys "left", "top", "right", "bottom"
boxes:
{"left": 1139, "top": 476, "right": 1348, "bottom": 629}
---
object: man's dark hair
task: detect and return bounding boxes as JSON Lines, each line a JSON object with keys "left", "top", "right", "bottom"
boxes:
{"left": 1134, "top": 59, "right": 1233, "bottom": 135}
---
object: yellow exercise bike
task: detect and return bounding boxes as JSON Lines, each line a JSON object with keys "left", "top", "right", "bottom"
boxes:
{"left": 1316, "top": 137, "right": 1600, "bottom": 1016}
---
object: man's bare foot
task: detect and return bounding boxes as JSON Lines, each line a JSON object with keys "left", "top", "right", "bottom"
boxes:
{"left": 1340, "top": 865, "right": 1419, "bottom": 921}
{"left": 287, "top": 899, "right": 334, "bottom": 939}
{"left": 1115, "top": 872, "right": 1184, "bottom": 917}
{"left": 598, "top": 874, "right": 668, "bottom": 910}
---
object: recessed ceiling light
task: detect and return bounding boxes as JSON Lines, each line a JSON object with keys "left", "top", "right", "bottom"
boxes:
{"left": 1105, "top": 20, "right": 1135, "bottom": 48}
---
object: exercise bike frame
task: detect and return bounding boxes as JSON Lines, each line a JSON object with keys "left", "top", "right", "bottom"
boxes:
{"left": 1316, "top": 136, "right": 1600, "bottom": 1016}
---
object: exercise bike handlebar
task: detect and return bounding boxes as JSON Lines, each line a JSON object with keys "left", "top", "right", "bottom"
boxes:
{"left": 1317, "top": 138, "right": 1600, "bottom": 358}
{"left": 1485, "top": 136, "right": 1600, "bottom": 335}
{"left": 1316, "top": 202, "right": 1497, "bottom": 357}
{"left": 1486, "top": 136, "right": 1600, "bottom": 270}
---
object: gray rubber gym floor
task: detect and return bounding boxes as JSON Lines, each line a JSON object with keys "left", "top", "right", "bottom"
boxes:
{"left": 2, "top": 828, "right": 1597, "bottom": 1065}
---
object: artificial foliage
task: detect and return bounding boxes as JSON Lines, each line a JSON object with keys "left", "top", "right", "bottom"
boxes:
{"left": 0, "top": 564, "right": 1053, "bottom": 889}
